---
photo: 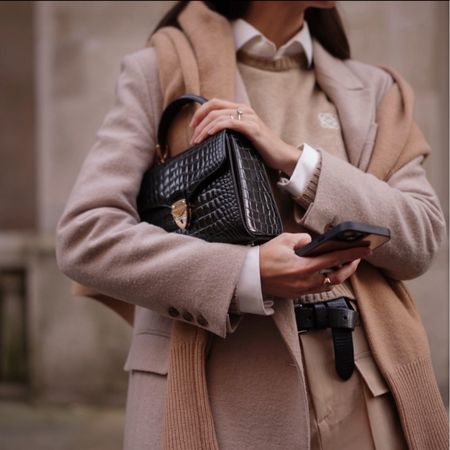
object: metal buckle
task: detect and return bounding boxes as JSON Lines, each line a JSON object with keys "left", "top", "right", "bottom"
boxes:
{"left": 294, "top": 303, "right": 312, "bottom": 334}
{"left": 171, "top": 199, "right": 190, "bottom": 230}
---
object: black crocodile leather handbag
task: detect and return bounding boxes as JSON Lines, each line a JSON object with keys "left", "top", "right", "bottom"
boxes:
{"left": 137, "top": 94, "right": 283, "bottom": 245}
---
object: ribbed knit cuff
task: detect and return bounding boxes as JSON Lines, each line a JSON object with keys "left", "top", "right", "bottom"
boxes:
{"left": 293, "top": 156, "right": 322, "bottom": 209}
{"left": 296, "top": 279, "right": 355, "bottom": 304}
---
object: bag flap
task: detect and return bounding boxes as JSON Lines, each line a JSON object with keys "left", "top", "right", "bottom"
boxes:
{"left": 137, "top": 131, "right": 228, "bottom": 212}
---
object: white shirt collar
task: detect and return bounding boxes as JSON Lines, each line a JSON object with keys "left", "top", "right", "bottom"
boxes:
{"left": 231, "top": 18, "right": 313, "bottom": 67}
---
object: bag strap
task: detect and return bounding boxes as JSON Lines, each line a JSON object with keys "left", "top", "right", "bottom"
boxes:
{"left": 156, "top": 94, "right": 207, "bottom": 162}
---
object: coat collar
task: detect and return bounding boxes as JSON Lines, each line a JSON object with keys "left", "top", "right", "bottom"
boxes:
{"left": 234, "top": 39, "right": 375, "bottom": 169}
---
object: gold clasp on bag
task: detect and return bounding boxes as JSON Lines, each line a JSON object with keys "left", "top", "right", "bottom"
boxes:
{"left": 171, "top": 199, "right": 190, "bottom": 230}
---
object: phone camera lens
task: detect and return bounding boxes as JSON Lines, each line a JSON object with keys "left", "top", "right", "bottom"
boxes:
{"left": 342, "top": 231, "right": 363, "bottom": 241}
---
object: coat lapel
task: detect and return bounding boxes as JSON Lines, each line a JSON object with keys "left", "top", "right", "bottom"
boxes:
{"left": 312, "top": 40, "right": 375, "bottom": 169}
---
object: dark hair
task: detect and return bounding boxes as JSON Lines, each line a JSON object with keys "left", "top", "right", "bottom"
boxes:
{"left": 151, "top": 1, "right": 350, "bottom": 60}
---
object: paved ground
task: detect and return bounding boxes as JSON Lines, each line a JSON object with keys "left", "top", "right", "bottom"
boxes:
{"left": 0, "top": 400, "right": 124, "bottom": 450}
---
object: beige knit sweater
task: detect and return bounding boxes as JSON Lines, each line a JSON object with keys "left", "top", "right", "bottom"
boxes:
{"left": 236, "top": 49, "right": 355, "bottom": 304}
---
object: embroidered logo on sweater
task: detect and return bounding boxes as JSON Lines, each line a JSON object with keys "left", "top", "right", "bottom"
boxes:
{"left": 318, "top": 112, "right": 340, "bottom": 130}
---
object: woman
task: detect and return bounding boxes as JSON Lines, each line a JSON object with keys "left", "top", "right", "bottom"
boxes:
{"left": 56, "top": 1, "right": 448, "bottom": 449}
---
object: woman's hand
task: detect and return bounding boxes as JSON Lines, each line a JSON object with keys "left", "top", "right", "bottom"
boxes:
{"left": 189, "top": 98, "right": 300, "bottom": 176}
{"left": 259, "top": 233, "right": 371, "bottom": 299}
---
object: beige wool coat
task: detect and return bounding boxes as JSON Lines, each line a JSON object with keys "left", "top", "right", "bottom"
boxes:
{"left": 56, "top": 34, "right": 446, "bottom": 450}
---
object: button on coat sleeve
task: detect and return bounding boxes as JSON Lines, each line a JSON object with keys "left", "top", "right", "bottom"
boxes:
{"left": 55, "top": 49, "right": 249, "bottom": 338}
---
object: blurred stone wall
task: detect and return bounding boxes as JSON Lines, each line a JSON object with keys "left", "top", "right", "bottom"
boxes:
{"left": 0, "top": 1, "right": 36, "bottom": 230}
{"left": 0, "top": 1, "right": 447, "bottom": 406}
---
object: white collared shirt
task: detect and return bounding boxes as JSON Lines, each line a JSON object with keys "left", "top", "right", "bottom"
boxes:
{"left": 232, "top": 18, "right": 321, "bottom": 315}
{"left": 231, "top": 18, "right": 313, "bottom": 65}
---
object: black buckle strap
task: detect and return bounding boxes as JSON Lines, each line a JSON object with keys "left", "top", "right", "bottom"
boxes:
{"left": 294, "top": 297, "right": 358, "bottom": 381}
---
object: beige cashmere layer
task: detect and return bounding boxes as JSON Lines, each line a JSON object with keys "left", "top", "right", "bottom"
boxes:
{"left": 237, "top": 51, "right": 347, "bottom": 157}
{"left": 56, "top": 2, "right": 448, "bottom": 449}
{"left": 236, "top": 49, "right": 355, "bottom": 303}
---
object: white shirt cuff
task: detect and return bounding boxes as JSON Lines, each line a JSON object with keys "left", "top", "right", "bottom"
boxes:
{"left": 235, "top": 246, "right": 274, "bottom": 315}
{"left": 277, "top": 143, "right": 320, "bottom": 197}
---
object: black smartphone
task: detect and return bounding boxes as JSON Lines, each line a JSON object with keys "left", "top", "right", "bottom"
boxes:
{"left": 295, "top": 221, "right": 391, "bottom": 257}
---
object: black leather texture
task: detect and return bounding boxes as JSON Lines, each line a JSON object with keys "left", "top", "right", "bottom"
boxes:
{"left": 294, "top": 297, "right": 357, "bottom": 380}
{"left": 137, "top": 94, "right": 283, "bottom": 245}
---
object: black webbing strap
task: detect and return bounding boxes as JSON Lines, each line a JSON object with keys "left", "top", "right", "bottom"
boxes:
{"left": 294, "top": 297, "right": 358, "bottom": 381}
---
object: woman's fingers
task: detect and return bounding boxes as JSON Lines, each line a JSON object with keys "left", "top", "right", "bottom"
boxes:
{"left": 301, "top": 245, "right": 370, "bottom": 274}
{"left": 189, "top": 98, "right": 249, "bottom": 129}
{"left": 260, "top": 233, "right": 367, "bottom": 299}
{"left": 296, "top": 258, "right": 361, "bottom": 296}
{"left": 188, "top": 98, "right": 298, "bottom": 175}
{"left": 289, "top": 233, "right": 312, "bottom": 250}
{"left": 325, "top": 259, "right": 361, "bottom": 285}
{"left": 190, "top": 108, "right": 241, "bottom": 144}
{"left": 192, "top": 113, "right": 256, "bottom": 145}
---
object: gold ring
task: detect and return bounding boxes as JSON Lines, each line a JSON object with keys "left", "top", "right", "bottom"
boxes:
{"left": 323, "top": 276, "right": 332, "bottom": 287}
{"left": 236, "top": 108, "right": 244, "bottom": 121}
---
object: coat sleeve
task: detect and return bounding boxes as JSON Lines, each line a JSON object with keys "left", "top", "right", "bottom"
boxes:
{"left": 292, "top": 149, "right": 446, "bottom": 280}
{"left": 55, "top": 48, "right": 249, "bottom": 338}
